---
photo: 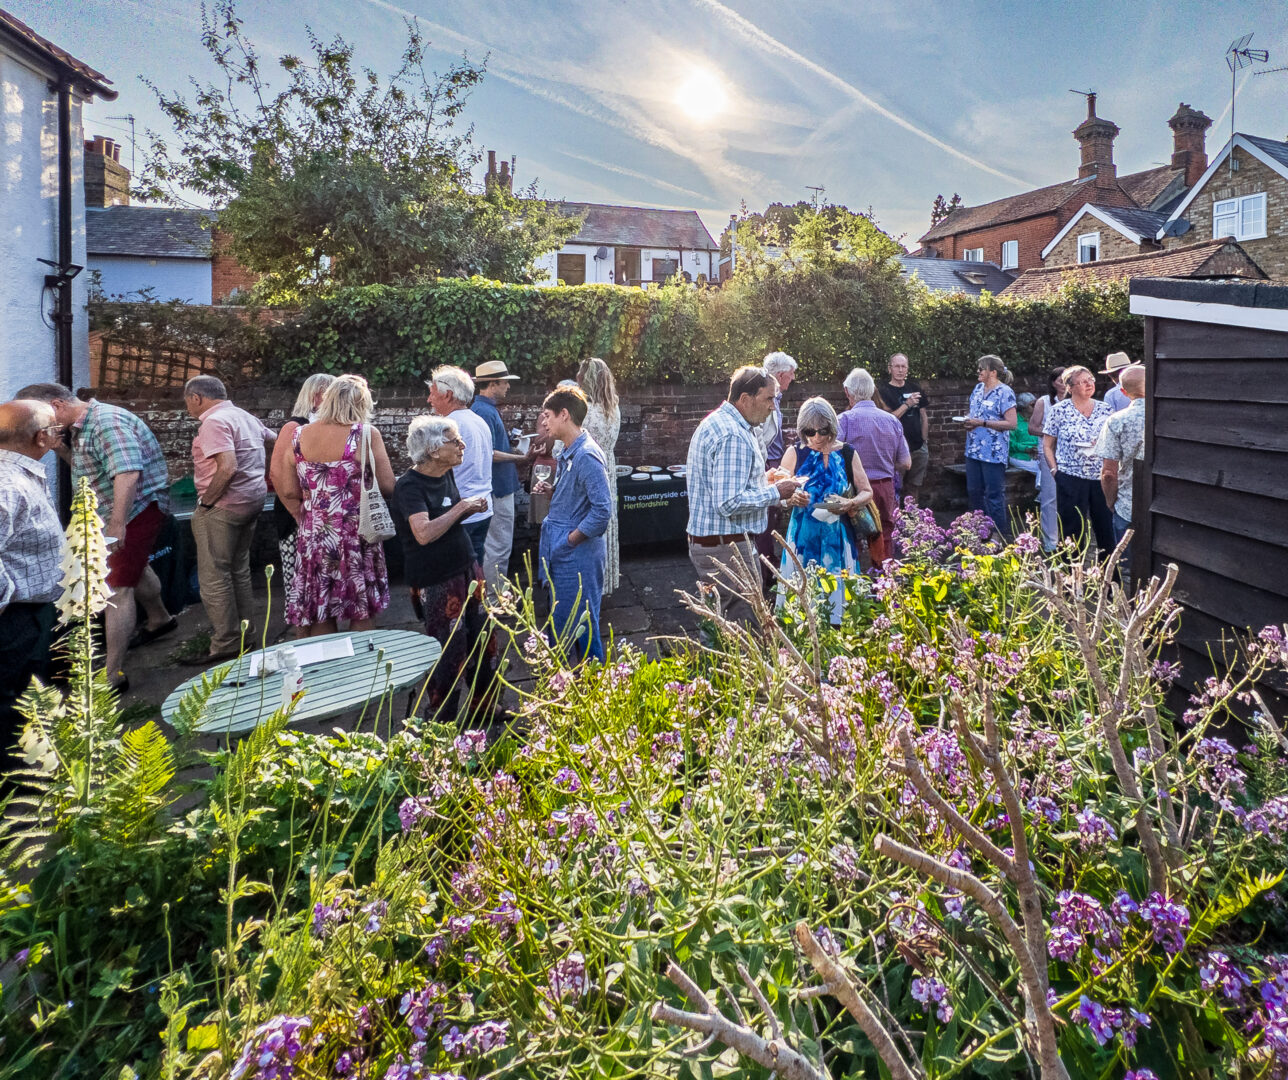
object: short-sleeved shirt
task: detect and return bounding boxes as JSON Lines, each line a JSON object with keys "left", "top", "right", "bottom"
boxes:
{"left": 71, "top": 399, "right": 169, "bottom": 522}
{"left": 1092, "top": 397, "right": 1145, "bottom": 519}
{"left": 1104, "top": 385, "right": 1131, "bottom": 413}
{"left": 964, "top": 382, "right": 1018, "bottom": 464}
{"left": 876, "top": 379, "right": 928, "bottom": 451}
{"left": 470, "top": 394, "right": 519, "bottom": 499}
{"left": 192, "top": 400, "right": 274, "bottom": 513}
{"left": 1010, "top": 415, "right": 1039, "bottom": 459}
{"left": 448, "top": 407, "right": 494, "bottom": 524}
{"left": 1044, "top": 398, "right": 1113, "bottom": 480}
{"left": 393, "top": 469, "right": 476, "bottom": 587}
{"left": 837, "top": 400, "right": 910, "bottom": 481}
{"left": 0, "top": 449, "right": 65, "bottom": 610}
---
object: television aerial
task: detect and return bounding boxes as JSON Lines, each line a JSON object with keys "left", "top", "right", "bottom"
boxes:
{"left": 1225, "top": 34, "right": 1270, "bottom": 172}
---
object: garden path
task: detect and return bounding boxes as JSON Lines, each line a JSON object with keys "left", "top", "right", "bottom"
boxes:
{"left": 119, "top": 543, "right": 703, "bottom": 736}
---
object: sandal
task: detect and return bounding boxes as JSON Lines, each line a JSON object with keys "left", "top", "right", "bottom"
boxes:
{"left": 129, "top": 617, "right": 178, "bottom": 649}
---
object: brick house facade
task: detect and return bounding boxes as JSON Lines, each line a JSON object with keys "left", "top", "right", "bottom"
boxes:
{"left": 1158, "top": 136, "right": 1288, "bottom": 279}
{"left": 917, "top": 99, "right": 1208, "bottom": 274}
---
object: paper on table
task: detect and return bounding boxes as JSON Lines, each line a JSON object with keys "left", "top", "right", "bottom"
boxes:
{"left": 249, "top": 636, "right": 356, "bottom": 676}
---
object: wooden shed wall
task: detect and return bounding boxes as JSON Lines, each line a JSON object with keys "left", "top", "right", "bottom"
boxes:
{"left": 1138, "top": 316, "right": 1288, "bottom": 699}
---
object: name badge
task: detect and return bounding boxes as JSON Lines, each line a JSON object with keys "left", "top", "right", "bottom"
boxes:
{"left": 442, "top": 497, "right": 453, "bottom": 507}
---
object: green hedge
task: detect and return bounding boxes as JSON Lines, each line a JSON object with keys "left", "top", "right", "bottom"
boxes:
{"left": 97, "top": 270, "right": 1142, "bottom": 386}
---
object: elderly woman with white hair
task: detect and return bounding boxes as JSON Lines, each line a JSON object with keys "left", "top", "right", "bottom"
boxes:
{"left": 269, "top": 372, "right": 335, "bottom": 613}
{"left": 778, "top": 396, "right": 874, "bottom": 623}
{"left": 279, "top": 374, "right": 395, "bottom": 635}
{"left": 392, "top": 414, "right": 498, "bottom": 721}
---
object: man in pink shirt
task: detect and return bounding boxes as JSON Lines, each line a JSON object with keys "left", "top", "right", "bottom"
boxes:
{"left": 184, "top": 376, "right": 277, "bottom": 661}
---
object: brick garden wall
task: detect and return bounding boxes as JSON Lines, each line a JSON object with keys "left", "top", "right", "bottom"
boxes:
{"left": 96, "top": 375, "right": 1048, "bottom": 514}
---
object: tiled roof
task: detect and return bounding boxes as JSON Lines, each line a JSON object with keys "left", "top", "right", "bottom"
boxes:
{"left": 1118, "top": 165, "right": 1185, "bottom": 209}
{"left": 0, "top": 8, "right": 115, "bottom": 98}
{"left": 919, "top": 164, "right": 1186, "bottom": 244}
{"left": 552, "top": 202, "right": 718, "bottom": 250}
{"left": 1091, "top": 205, "right": 1171, "bottom": 241}
{"left": 1244, "top": 133, "right": 1288, "bottom": 171}
{"left": 897, "top": 256, "right": 1015, "bottom": 297}
{"left": 86, "top": 205, "right": 215, "bottom": 259}
{"left": 999, "top": 238, "right": 1266, "bottom": 298}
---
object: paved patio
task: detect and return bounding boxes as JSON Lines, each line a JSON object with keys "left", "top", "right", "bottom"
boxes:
{"left": 118, "top": 541, "right": 704, "bottom": 734}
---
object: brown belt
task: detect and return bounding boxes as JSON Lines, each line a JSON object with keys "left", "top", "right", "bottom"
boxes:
{"left": 687, "top": 533, "right": 748, "bottom": 547}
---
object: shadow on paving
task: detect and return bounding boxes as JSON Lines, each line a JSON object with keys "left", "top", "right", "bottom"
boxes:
{"left": 117, "top": 540, "right": 703, "bottom": 739}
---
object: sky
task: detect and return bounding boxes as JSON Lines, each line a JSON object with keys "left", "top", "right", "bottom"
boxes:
{"left": 12, "top": 0, "right": 1288, "bottom": 247}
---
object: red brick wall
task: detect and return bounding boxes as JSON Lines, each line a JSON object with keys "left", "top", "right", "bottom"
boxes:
{"left": 211, "top": 228, "right": 259, "bottom": 303}
{"left": 96, "top": 376, "right": 1048, "bottom": 512}
{"left": 940, "top": 213, "right": 1061, "bottom": 272}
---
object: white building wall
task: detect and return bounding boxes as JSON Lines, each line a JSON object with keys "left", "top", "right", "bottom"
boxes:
{"left": 0, "top": 43, "right": 91, "bottom": 400}
{"left": 90, "top": 254, "right": 214, "bottom": 304}
{"left": 534, "top": 243, "right": 717, "bottom": 287}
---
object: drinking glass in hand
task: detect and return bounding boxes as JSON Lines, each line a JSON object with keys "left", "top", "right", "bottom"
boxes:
{"left": 533, "top": 464, "right": 552, "bottom": 485}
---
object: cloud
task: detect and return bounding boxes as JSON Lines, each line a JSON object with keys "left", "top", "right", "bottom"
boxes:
{"left": 692, "top": 0, "right": 1029, "bottom": 186}
{"left": 553, "top": 150, "right": 713, "bottom": 203}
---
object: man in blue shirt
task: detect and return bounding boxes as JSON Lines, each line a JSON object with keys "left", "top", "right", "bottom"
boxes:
{"left": 530, "top": 386, "right": 612, "bottom": 662}
{"left": 470, "top": 361, "right": 534, "bottom": 595}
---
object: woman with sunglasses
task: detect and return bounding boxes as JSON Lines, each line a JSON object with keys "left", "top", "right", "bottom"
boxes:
{"left": 777, "top": 397, "right": 875, "bottom": 624}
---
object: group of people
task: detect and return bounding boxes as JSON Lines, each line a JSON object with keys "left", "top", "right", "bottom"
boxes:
{"left": 968, "top": 350, "right": 1146, "bottom": 558}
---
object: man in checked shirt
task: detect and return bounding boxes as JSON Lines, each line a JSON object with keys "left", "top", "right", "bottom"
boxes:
{"left": 0, "top": 401, "right": 67, "bottom": 771}
{"left": 686, "top": 366, "right": 805, "bottom": 623}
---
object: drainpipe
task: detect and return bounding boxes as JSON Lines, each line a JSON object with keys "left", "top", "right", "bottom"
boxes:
{"left": 55, "top": 75, "right": 75, "bottom": 518}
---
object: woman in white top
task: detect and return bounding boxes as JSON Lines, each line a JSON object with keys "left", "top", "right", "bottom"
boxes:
{"left": 577, "top": 357, "right": 621, "bottom": 594}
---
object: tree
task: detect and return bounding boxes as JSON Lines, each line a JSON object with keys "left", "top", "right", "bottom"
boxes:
{"left": 722, "top": 201, "right": 903, "bottom": 278}
{"left": 929, "top": 192, "right": 962, "bottom": 227}
{"left": 138, "top": 2, "right": 578, "bottom": 300}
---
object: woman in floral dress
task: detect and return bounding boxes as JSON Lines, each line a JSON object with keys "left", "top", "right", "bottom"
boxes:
{"left": 279, "top": 375, "right": 395, "bottom": 635}
{"left": 1041, "top": 364, "right": 1115, "bottom": 558}
{"left": 962, "top": 354, "right": 1018, "bottom": 539}
{"left": 577, "top": 357, "right": 621, "bottom": 594}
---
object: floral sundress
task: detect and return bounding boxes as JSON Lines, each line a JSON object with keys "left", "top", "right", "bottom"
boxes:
{"left": 286, "top": 422, "right": 389, "bottom": 626}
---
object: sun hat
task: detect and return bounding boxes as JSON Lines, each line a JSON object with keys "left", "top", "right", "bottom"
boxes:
{"left": 473, "top": 360, "right": 520, "bottom": 381}
{"left": 1100, "top": 351, "right": 1132, "bottom": 375}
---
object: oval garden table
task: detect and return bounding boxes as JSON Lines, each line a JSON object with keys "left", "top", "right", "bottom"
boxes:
{"left": 160, "top": 630, "right": 442, "bottom": 735}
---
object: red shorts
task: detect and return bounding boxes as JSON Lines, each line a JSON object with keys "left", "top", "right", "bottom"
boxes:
{"left": 106, "top": 501, "right": 165, "bottom": 589}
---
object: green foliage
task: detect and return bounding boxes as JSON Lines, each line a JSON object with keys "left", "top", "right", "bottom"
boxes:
{"left": 138, "top": 2, "right": 577, "bottom": 300}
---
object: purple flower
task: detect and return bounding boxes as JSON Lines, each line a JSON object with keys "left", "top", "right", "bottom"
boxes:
{"left": 1125, "top": 1071, "right": 1160, "bottom": 1080}
{"left": 13, "top": 948, "right": 29, "bottom": 968}
{"left": 1049, "top": 891, "right": 1118, "bottom": 961}
{"left": 814, "top": 926, "right": 841, "bottom": 958}
{"left": 1075, "top": 995, "right": 1121, "bottom": 1046}
{"left": 398, "top": 982, "right": 445, "bottom": 1040}
{"left": 546, "top": 952, "right": 589, "bottom": 1001}
{"left": 1200, "top": 951, "right": 1252, "bottom": 1001}
{"left": 452, "top": 729, "right": 487, "bottom": 764}
{"left": 1027, "top": 795, "right": 1062, "bottom": 824}
{"left": 442, "top": 1019, "right": 510, "bottom": 1059}
{"left": 1012, "top": 531, "right": 1041, "bottom": 556}
{"left": 910, "top": 976, "right": 952, "bottom": 1022}
{"left": 229, "top": 1014, "right": 311, "bottom": 1080}
{"left": 399, "top": 796, "right": 434, "bottom": 834}
{"left": 1110, "top": 890, "right": 1139, "bottom": 924}
{"left": 361, "top": 900, "right": 387, "bottom": 934}
{"left": 424, "top": 935, "right": 448, "bottom": 966}
{"left": 553, "top": 766, "right": 582, "bottom": 793}
{"left": 1075, "top": 807, "right": 1117, "bottom": 849}
{"left": 447, "top": 915, "right": 475, "bottom": 941}
{"left": 1139, "top": 892, "right": 1190, "bottom": 955}
{"left": 312, "top": 899, "right": 348, "bottom": 940}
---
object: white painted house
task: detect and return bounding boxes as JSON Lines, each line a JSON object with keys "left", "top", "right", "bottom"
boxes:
{"left": 534, "top": 202, "right": 720, "bottom": 287}
{"left": 0, "top": 9, "right": 115, "bottom": 402}
{"left": 87, "top": 205, "right": 218, "bottom": 303}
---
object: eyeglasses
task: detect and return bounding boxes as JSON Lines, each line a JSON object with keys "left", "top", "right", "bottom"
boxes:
{"left": 798, "top": 427, "right": 833, "bottom": 439}
{"left": 41, "top": 424, "right": 65, "bottom": 437}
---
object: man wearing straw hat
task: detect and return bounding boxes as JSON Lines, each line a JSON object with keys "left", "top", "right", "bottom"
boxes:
{"left": 470, "top": 361, "right": 535, "bottom": 595}
{"left": 1102, "top": 351, "right": 1133, "bottom": 413}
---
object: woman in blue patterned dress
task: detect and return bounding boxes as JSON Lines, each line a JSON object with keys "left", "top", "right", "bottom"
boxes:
{"left": 962, "top": 354, "right": 1018, "bottom": 539}
{"left": 777, "top": 397, "right": 874, "bottom": 624}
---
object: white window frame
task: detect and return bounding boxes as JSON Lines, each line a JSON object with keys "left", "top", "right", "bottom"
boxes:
{"left": 963, "top": 247, "right": 984, "bottom": 262}
{"left": 1000, "top": 240, "right": 1018, "bottom": 269}
{"left": 1077, "top": 232, "right": 1100, "bottom": 264}
{"left": 1212, "top": 192, "right": 1266, "bottom": 241}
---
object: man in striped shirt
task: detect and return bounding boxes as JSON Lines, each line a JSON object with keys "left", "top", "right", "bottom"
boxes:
{"left": 686, "top": 366, "right": 804, "bottom": 621}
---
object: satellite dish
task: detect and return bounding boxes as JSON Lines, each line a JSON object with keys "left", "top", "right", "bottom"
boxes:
{"left": 1161, "top": 218, "right": 1192, "bottom": 238}
{"left": 594, "top": 246, "right": 609, "bottom": 260}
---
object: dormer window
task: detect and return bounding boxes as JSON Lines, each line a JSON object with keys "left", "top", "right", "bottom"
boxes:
{"left": 1213, "top": 193, "right": 1266, "bottom": 241}
{"left": 1000, "top": 240, "right": 1018, "bottom": 269}
{"left": 1077, "top": 232, "right": 1100, "bottom": 264}
{"left": 963, "top": 247, "right": 984, "bottom": 262}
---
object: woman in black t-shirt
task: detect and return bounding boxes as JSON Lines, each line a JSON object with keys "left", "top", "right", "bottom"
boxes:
{"left": 394, "top": 414, "right": 498, "bottom": 722}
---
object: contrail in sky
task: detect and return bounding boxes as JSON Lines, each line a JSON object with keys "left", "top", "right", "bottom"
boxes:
{"left": 693, "top": 0, "right": 1029, "bottom": 187}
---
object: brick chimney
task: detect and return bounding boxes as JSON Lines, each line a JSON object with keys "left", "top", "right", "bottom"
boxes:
{"left": 1169, "top": 102, "right": 1213, "bottom": 188}
{"left": 484, "top": 149, "right": 514, "bottom": 194}
{"left": 1072, "top": 94, "right": 1119, "bottom": 189}
{"left": 84, "top": 135, "right": 130, "bottom": 207}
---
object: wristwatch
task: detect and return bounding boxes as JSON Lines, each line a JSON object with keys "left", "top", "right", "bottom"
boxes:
{"left": 199, "top": 501, "right": 215, "bottom": 510}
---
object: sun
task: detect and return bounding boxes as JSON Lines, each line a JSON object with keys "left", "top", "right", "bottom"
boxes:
{"left": 675, "top": 68, "right": 728, "bottom": 124}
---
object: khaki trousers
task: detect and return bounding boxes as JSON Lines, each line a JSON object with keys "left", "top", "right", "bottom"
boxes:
{"left": 192, "top": 503, "right": 260, "bottom": 653}
{"left": 688, "top": 537, "right": 759, "bottom": 625}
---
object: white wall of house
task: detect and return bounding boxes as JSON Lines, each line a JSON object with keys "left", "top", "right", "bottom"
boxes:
{"left": 0, "top": 43, "right": 91, "bottom": 400}
{"left": 534, "top": 243, "right": 717, "bottom": 287}
{"left": 90, "top": 254, "right": 213, "bottom": 303}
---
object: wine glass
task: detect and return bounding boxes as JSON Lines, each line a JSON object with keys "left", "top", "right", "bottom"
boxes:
{"left": 533, "top": 464, "right": 552, "bottom": 486}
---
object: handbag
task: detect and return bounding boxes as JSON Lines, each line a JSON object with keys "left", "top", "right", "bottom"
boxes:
{"left": 836, "top": 445, "right": 882, "bottom": 539}
{"left": 357, "top": 423, "right": 397, "bottom": 544}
